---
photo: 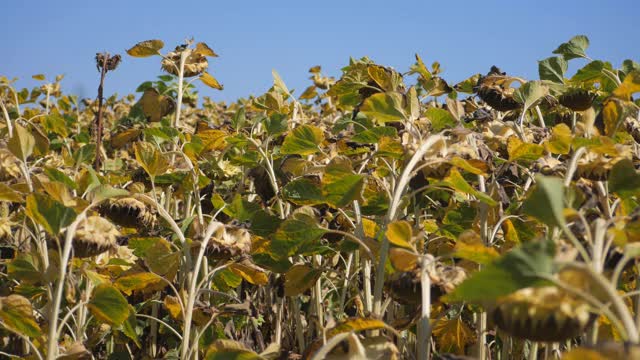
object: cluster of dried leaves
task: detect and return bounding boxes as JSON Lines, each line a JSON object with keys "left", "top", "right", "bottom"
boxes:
{"left": 0, "top": 35, "right": 639, "bottom": 360}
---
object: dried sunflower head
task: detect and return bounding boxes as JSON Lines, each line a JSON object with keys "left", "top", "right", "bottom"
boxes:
{"left": 492, "top": 286, "right": 592, "bottom": 342}
{"left": 72, "top": 216, "right": 120, "bottom": 258}
{"left": 559, "top": 88, "right": 596, "bottom": 111}
{"left": 161, "top": 48, "right": 208, "bottom": 77}
{"left": 99, "top": 198, "right": 157, "bottom": 229}
{"left": 474, "top": 67, "right": 523, "bottom": 112}
{"left": 385, "top": 256, "right": 466, "bottom": 305}
{"left": 194, "top": 222, "right": 252, "bottom": 260}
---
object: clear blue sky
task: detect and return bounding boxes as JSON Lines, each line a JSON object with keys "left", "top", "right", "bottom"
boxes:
{"left": 3, "top": 0, "right": 639, "bottom": 103}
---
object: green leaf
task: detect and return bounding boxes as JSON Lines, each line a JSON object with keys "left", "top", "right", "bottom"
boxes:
{"left": 553, "top": 35, "right": 590, "bottom": 60}
{"left": 134, "top": 141, "right": 169, "bottom": 179}
{"left": 282, "top": 177, "right": 325, "bottom": 206}
{"left": 200, "top": 72, "right": 224, "bottom": 90}
{"left": 272, "top": 69, "right": 290, "bottom": 96}
{"left": 571, "top": 61, "right": 605, "bottom": 83}
{"left": 447, "top": 240, "right": 554, "bottom": 303}
{"left": 610, "top": 159, "right": 640, "bottom": 199}
{"left": 359, "top": 92, "right": 406, "bottom": 123}
{"left": 538, "top": 56, "right": 567, "bottom": 84}
{"left": 280, "top": 125, "right": 324, "bottom": 155}
{"left": 7, "top": 123, "right": 35, "bottom": 162}
{"left": 25, "top": 193, "right": 76, "bottom": 236}
{"left": 126, "top": 40, "right": 164, "bottom": 57}
{"left": 272, "top": 213, "right": 327, "bottom": 259}
{"left": 514, "top": 81, "right": 548, "bottom": 110}
{"left": 440, "top": 168, "right": 497, "bottom": 206}
{"left": 44, "top": 168, "right": 78, "bottom": 191}
{"left": 42, "top": 113, "right": 69, "bottom": 137}
{"left": 88, "top": 284, "right": 129, "bottom": 326}
{"left": 522, "top": 175, "right": 566, "bottom": 228}
{"left": 72, "top": 144, "right": 96, "bottom": 166}
{"left": 322, "top": 157, "right": 365, "bottom": 208}
{"left": 351, "top": 126, "right": 398, "bottom": 144}
{"left": 7, "top": 255, "right": 42, "bottom": 285}
{"left": 425, "top": 107, "right": 457, "bottom": 131}
{"left": 0, "top": 295, "right": 41, "bottom": 338}
{"left": 284, "top": 264, "right": 322, "bottom": 296}
{"left": 89, "top": 185, "right": 129, "bottom": 204}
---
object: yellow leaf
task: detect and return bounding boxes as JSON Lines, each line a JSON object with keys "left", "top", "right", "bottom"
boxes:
{"left": 299, "top": 85, "right": 317, "bottom": 100}
{"left": 385, "top": 220, "right": 415, "bottom": 250}
{"left": 362, "top": 218, "right": 380, "bottom": 238}
{"left": 126, "top": 39, "right": 164, "bottom": 57}
{"left": 561, "top": 348, "right": 608, "bottom": 360}
{"left": 111, "top": 129, "right": 142, "bottom": 149}
{"left": 195, "top": 129, "right": 227, "bottom": 152}
{"left": 432, "top": 316, "right": 475, "bottom": 354}
{"left": 613, "top": 71, "right": 640, "bottom": 100}
{"left": 544, "top": 123, "right": 573, "bottom": 155}
{"left": 139, "top": 88, "right": 174, "bottom": 122}
{"left": 229, "top": 262, "right": 269, "bottom": 285}
{"left": 602, "top": 97, "right": 625, "bottom": 136}
{"left": 284, "top": 264, "right": 321, "bottom": 296}
{"left": 199, "top": 71, "right": 223, "bottom": 90}
{"left": 163, "top": 295, "right": 182, "bottom": 320}
{"left": 32, "top": 74, "right": 45, "bottom": 81}
{"left": 389, "top": 248, "right": 418, "bottom": 271}
{"left": 449, "top": 156, "right": 488, "bottom": 175}
{"left": 115, "top": 272, "right": 166, "bottom": 295}
{"left": 195, "top": 42, "right": 218, "bottom": 57}
{"left": 134, "top": 141, "right": 169, "bottom": 178}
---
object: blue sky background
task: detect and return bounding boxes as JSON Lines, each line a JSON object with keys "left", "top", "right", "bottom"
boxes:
{"left": 3, "top": 0, "right": 639, "bottom": 103}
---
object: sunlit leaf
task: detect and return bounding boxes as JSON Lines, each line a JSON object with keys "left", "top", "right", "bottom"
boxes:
{"left": 613, "top": 71, "right": 640, "bottom": 100}
{"left": 322, "top": 157, "right": 365, "bottom": 208}
{"left": 385, "top": 220, "right": 414, "bottom": 250}
{"left": 425, "top": 107, "right": 456, "bottom": 131}
{"left": 282, "top": 177, "right": 325, "bottom": 206}
{"left": 538, "top": 56, "right": 567, "bottom": 84}
{"left": 544, "top": 123, "right": 572, "bottom": 155}
{"left": 0, "top": 295, "right": 40, "bottom": 338}
{"left": 88, "top": 284, "right": 129, "bottom": 326}
{"left": 360, "top": 92, "right": 406, "bottom": 123}
{"left": 195, "top": 42, "right": 219, "bottom": 57}
{"left": 134, "top": 141, "right": 169, "bottom": 179}
{"left": 25, "top": 193, "right": 76, "bottom": 236}
{"left": 553, "top": 35, "right": 590, "bottom": 60}
{"left": 272, "top": 213, "right": 327, "bottom": 258}
{"left": 229, "top": 262, "right": 269, "bottom": 286}
{"left": 126, "top": 39, "right": 164, "bottom": 57}
{"left": 200, "top": 72, "right": 224, "bottom": 90}
{"left": 514, "top": 81, "right": 548, "bottom": 110}
{"left": 508, "top": 137, "right": 545, "bottom": 163}
{"left": 115, "top": 272, "right": 166, "bottom": 295}
{"left": 281, "top": 125, "right": 324, "bottom": 155}
{"left": 31, "top": 74, "right": 45, "bottom": 81}
{"left": 7, "top": 123, "right": 35, "bottom": 162}
{"left": 440, "top": 168, "right": 497, "bottom": 206}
